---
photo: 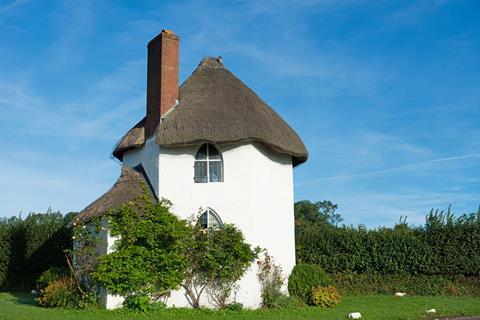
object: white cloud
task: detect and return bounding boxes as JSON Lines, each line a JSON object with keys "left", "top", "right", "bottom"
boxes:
{"left": 296, "top": 152, "right": 480, "bottom": 186}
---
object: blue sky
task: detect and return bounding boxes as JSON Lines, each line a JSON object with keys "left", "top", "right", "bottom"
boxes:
{"left": 0, "top": 0, "right": 479, "bottom": 227}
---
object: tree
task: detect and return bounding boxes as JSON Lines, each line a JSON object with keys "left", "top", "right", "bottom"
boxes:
{"left": 182, "top": 218, "right": 259, "bottom": 308}
{"left": 294, "top": 200, "right": 343, "bottom": 226}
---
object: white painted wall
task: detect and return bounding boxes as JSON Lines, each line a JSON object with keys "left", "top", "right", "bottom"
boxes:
{"left": 123, "top": 137, "right": 160, "bottom": 195}
{"left": 105, "top": 138, "right": 295, "bottom": 309}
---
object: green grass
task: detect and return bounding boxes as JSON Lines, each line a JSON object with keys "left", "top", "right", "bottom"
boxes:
{"left": 1, "top": 292, "right": 479, "bottom": 320}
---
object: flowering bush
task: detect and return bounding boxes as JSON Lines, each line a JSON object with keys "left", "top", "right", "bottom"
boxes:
{"left": 257, "top": 252, "right": 286, "bottom": 308}
{"left": 311, "top": 285, "right": 341, "bottom": 307}
{"left": 36, "top": 276, "right": 82, "bottom": 308}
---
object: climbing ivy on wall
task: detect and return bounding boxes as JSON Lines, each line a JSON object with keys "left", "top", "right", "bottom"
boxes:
{"left": 90, "top": 195, "right": 190, "bottom": 298}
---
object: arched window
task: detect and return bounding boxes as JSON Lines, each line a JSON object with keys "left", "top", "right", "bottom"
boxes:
{"left": 198, "top": 208, "right": 223, "bottom": 229}
{"left": 194, "top": 143, "right": 223, "bottom": 183}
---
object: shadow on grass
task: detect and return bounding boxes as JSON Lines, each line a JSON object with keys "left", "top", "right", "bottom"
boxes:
{"left": 9, "top": 292, "right": 36, "bottom": 306}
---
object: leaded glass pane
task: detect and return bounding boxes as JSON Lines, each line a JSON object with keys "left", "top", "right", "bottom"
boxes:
{"left": 194, "top": 161, "right": 207, "bottom": 183}
{"left": 209, "top": 161, "right": 223, "bottom": 182}
{"left": 195, "top": 144, "right": 208, "bottom": 160}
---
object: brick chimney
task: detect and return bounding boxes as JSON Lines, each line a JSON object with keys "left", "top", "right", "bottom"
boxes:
{"left": 145, "top": 29, "right": 179, "bottom": 138}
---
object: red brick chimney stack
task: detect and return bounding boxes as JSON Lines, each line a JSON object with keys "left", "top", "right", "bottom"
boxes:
{"left": 145, "top": 29, "right": 179, "bottom": 138}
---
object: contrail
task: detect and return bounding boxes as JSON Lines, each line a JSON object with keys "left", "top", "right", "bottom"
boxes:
{"left": 295, "top": 152, "right": 480, "bottom": 187}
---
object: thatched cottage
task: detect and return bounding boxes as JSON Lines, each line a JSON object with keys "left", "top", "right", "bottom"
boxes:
{"left": 73, "top": 29, "right": 308, "bottom": 309}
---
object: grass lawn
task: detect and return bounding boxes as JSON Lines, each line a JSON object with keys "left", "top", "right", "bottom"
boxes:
{"left": 1, "top": 292, "right": 479, "bottom": 320}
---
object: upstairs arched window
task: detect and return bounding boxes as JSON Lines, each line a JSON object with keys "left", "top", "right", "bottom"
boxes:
{"left": 194, "top": 143, "right": 223, "bottom": 183}
{"left": 199, "top": 208, "right": 223, "bottom": 229}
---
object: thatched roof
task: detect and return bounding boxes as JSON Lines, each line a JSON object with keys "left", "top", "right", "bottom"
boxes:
{"left": 69, "top": 166, "right": 156, "bottom": 227}
{"left": 113, "top": 118, "right": 145, "bottom": 158}
{"left": 113, "top": 57, "right": 308, "bottom": 166}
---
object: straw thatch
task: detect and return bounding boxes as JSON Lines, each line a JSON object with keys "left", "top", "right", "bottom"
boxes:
{"left": 113, "top": 57, "right": 308, "bottom": 166}
{"left": 112, "top": 118, "right": 145, "bottom": 160}
{"left": 69, "top": 166, "right": 156, "bottom": 227}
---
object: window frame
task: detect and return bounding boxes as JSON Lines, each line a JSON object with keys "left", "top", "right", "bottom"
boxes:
{"left": 194, "top": 143, "right": 223, "bottom": 183}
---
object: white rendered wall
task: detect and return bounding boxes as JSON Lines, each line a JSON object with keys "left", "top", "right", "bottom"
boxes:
{"left": 118, "top": 138, "right": 295, "bottom": 309}
{"left": 123, "top": 137, "right": 160, "bottom": 195}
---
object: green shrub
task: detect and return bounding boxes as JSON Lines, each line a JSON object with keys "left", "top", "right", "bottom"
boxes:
{"left": 36, "top": 276, "right": 82, "bottom": 308}
{"left": 123, "top": 293, "right": 152, "bottom": 312}
{"left": 288, "top": 263, "right": 331, "bottom": 304}
{"left": 311, "top": 285, "right": 341, "bottom": 307}
{"left": 36, "top": 267, "right": 66, "bottom": 291}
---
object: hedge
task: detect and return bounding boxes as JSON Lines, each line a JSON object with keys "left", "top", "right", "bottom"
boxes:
{"left": 0, "top": 210, "right": 74, "bottom": 290}
{"left": 296, "top": 209, "right": 480, "bottom": 277}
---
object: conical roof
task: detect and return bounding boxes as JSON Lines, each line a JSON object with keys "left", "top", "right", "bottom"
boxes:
{"left": 114, "top": 57, "right": 308, "bottom": 166}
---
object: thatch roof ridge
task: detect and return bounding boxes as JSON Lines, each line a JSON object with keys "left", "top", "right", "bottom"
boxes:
{"left": 69, "top": 166, "right": 156, "bottom": 227}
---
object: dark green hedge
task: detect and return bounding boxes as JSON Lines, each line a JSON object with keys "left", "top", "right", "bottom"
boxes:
{"left": 296, "top": 208, "right": 480, "bottom": 277}
{"left": 0, "top": 210, "right": 74, "bottom": 290}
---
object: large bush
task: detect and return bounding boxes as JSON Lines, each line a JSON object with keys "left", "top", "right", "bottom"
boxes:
{"left": 288, "top": 263, "right": 331, "bottom": 304}
{"left": 91, "top": 198, "right": 189, "bottom": 297}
